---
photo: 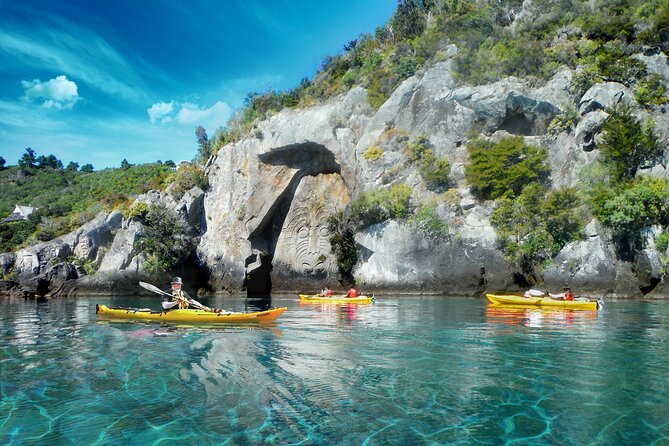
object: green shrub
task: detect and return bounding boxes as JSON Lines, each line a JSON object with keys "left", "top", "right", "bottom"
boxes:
{"left": 125, "top": 201, "right": 150, "bottom": 219}
{"left": 413, "top": 202, "right": 449, "bottom": 239}
{"left": 168, "top": 164, "right": 209, "bottom": 200}
{"left": 404, "top": 135, "right": 430, "bottom": 163}
{"left": 635, "top": 74, "right": 668, "bottom": 106}
{"left": 599, "top": 105, "right": 664, "bottom": 183}
{"left": 418, "top": 149, "right": 451, "bottom": 189}
{"left": 548, "top": 103, "right": 579, "bottom": 134}
{"left": 134, "top": 204, "right": 194, "bottom": 278}
{"left": 465, "top": 136, "right": 550, "bottom": 200}
{"left": 363, "top": 145, "right": 384, "bottom": 161}
{"left": 491, "top": 184, "right": 585, "bottom": 276}
{"left": 656, "top": 231, "right": 669, "bottom": 254}
{"left": 404, "top": 136, "right": 451, "bottom": 190}
{"left": 592, "top": 176, "right": 669, "bottom": 257}
{"left": 342, "top": 69, "right": 360, "bottom": 88}
{"left": 349, "top": 183, "right": 412, "bottom": 229}
{"left": 328, "top": 212, "right": 358, "bottom": 276}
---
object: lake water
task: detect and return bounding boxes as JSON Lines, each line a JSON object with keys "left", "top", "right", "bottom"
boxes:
{"left": 1, "top": 295, "right": 669, "bottom": 445}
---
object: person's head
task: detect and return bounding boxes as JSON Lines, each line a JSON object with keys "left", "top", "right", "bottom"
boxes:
{"left": 563, "top": 285, "right": 571, "bottom": 291}
{"left": 171, "top": 276, "right": 183, "bottom": 290}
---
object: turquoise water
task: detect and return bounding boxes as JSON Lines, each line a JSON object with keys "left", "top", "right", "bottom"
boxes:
{"left": 1, "top": 295, "right": 669, "bottom": 445}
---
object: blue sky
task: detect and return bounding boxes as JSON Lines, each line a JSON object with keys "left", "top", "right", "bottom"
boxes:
{"left": 0, "top": 0, "right": 395, "bottom": 169}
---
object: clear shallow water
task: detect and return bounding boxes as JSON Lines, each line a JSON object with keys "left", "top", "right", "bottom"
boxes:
{"left": 1, "top": 295, "right": 669, "bottom": 445}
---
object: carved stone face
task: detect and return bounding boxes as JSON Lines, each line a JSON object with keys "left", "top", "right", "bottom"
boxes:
{"left": 291, "top": 208, "right": 331, "bottom": 274}
{"left": 273, "top": 174, "right": 349, "bottom": 276}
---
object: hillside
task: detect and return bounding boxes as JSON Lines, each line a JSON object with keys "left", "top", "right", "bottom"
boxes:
{"left": 0, "top": 159, "right": 175, "bottom": 252}
{"left": 210, "top": 0, "right": 669, "bottom": 150}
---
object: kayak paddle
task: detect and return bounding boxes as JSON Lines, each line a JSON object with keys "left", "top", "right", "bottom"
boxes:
{"left": 138, "top": 281, "right": 212, "bottom": 312}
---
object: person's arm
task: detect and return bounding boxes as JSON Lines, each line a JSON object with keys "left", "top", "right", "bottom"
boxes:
{"left": 183, "top": 290, "right": 212, "bottom": 311}
{"left": 162, "top": 300, "right": 179, "bottom": 310}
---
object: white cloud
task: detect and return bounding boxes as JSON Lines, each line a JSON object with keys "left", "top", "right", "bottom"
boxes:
{"left": 21, "top": 75, "right": 80, "bottom": 109}
{"left": 147, "top": 100, "right": 233, "bottom": 130}
{"left": 0, "top": 18, "right": 160, "bottom": 103}
{"left": 147, "top": 101, "right": 174, "bottom": 124}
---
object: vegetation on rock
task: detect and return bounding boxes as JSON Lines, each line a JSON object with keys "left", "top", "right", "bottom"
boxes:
{"left": 213, "top": 0, "right": 668, "bottom": 148}
{"left": 465, "top": 136, "right": 550, "bottom": 200}
{"left": 491, "top": 184, "right": 586, "bottom": 279}
{"left": 349, "top": 183, "right": 413, "bottom": 230}
{"left": 598, "top": 105, "right": 663, "bottom": 183}
{"left": 134, "top": 204, "right": 194, "bottom": 278}
{"left": 327, "top": 212, "right": 358, "bottom": 279}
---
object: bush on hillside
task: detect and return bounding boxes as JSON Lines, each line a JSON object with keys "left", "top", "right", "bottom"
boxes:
{"left": 412, "top": 201, "right": 449, "bottom": 239}
{"left": 599, "top": 105, "right": 664, "bottom": 183}
{"left": 134, "top": 204, "right": 194, "bottom": 278}
{"left": 590, "top": 176, "right": 669, "bottom": 258}
{"left": 327, "top": 212, "right": 358, "bottom": 277}
{"left": 491, "top": 184, "right": 585, "bottom": 278}
{"left": 404, "top": 136, "right": 451, "bottom": 190}
{"left": 168, "top": 164, "right": 209, "bottom": 201}
{"left": 363, "top": 146, "right": 384, "bottom": 161}
{"left": 349, "top": 183, "right": 413, "bottom": 230}
{"left": 465, "top": 136, "right": 550, "bottom": 200}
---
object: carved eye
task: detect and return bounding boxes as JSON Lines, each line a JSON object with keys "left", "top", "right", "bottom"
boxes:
{"left": 319, "top": 227, "right": 330, "bottom": 237}
{"left": 297, "top": 227, "right": 309, "bottom": 239}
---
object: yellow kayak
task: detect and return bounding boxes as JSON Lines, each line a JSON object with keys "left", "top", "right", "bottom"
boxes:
{"left": 486, "top": 294, "right": 598, "bottom": 310}
{"left": 298, "top": 294, "right": 374, "bottom": 304}
{"left": 96, "top": 304, "right": 287, "bottom": 323}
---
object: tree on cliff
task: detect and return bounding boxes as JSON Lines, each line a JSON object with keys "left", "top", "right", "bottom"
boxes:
{"left": 0, "top": 156, "right": 5, "bottom": 170}
{"left": 599, "top": 105, "right": 664, "bottom": 183}
{"left": 195, "top": 126, "right": 212, "bottom": 164}
{"left": 18, "top": 148, "right": 37, "bottom": 169}
{"left": 36, "top": 154, "right": 63, "bottom": 169}
{"left": 134, "top": 203, "right": 193, "bottom": 278}
{"left": 65, "top": 161, "right": 79, "bottom": 171}
{"left": 465, "top": 137, "right": 550, "bottom": 200}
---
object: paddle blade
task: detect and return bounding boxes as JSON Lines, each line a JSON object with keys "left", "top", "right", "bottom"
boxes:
{"left": 139, "top": 281, "right": 167, "bottom": 295}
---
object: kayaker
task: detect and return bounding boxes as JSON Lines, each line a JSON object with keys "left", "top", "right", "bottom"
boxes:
{"left": 319, "top": 287, "right": 333, "bottom": 297}
{"left": 345, "top": 287, "right": 359, "bottom": 298}
{"left": 549, "top": 286, "right": 575, "bottom": 301}
{"left": 162, "top": 276, "right": 211, "bottom": 311}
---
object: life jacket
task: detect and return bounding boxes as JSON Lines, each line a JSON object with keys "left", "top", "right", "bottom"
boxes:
{"left": 565, "top": 291, "right": 574, "bottom": 301}
{"left": 346, "top": 288, "right": 358, "bottom": 298}
{"left": 324, "top": 289, "right": 333, "bottom": 296}
{"left": 172, "top": 290, "right": 189, "bottom": 309}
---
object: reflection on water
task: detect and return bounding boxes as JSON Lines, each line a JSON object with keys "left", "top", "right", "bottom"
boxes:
{"left": 486, "top": 304, "right": 598, "bottom": 327}
{"left": 2, "top": 296, "right": 669, "bottom": 444}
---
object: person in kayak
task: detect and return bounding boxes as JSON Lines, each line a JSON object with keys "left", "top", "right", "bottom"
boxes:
{"left": 319, "top": 287, "right": 333, "bottom": 296}
{"left": 162, "top": 276, "right": 211, "bottom": 311}
{"left": 345, "top": 287, "right": 359, "bottom": 298}
{"left": 549, "top": 285, "right": 575, "bottom": 301}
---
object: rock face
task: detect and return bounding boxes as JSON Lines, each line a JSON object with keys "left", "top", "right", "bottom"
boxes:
{"left": 12, "top": 211, "right": 123, "bottom": 297}
{"left": 354, "top": 220, "right": 515, "bottom": 295}
{"left": 4, "top": 48, "right": 669, "bottom": 298}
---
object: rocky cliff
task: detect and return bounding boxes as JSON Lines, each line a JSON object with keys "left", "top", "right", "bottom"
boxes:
{"left": 3, "top": 47, "right": 669, "bottom": 298}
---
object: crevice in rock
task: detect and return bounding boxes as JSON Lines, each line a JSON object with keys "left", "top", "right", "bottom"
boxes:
{"left": 640, "top": 277, "right": 661, "bottom": 295}
{"left": 498, "top": 113, "right": 536, "bottom": 136}
{"left": 243, "top": 142, "right": 342, "bottom": 296}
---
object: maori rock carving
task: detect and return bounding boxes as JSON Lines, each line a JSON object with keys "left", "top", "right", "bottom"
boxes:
{"left": 273, "top": 174, "right": 349, "bottom": 277}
